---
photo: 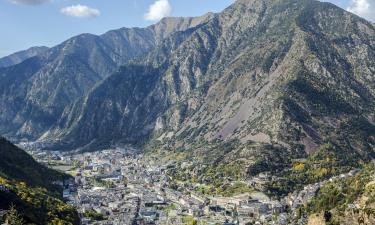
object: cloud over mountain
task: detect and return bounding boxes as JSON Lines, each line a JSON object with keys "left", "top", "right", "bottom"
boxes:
{"left": 144, "top": 0, "right": 172, "bottom": 21}
{"left": 347, "top": 0, "right": 375, "bottom": 21}
{"left": 61, "top": 4, "right": 101, "bottom": 18}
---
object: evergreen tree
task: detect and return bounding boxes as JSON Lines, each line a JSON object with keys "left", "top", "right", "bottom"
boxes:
{"left": 5, "top": 204, "right": 24, "bottom": 225}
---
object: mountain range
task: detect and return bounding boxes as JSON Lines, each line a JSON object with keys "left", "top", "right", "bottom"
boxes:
{"left": 1, "top": 0, "right": 375, "bottom": 175}
{"left": 0, "top": 13, "right": 213, "bottom": 142}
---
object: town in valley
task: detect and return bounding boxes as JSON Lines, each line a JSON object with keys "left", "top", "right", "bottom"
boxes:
{"left": 20, "top": 144, "right": 360, "bottom": 225}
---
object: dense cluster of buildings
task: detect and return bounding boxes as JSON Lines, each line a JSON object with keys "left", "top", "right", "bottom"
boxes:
{"left": 46, "top": 149, "right": 292, "bottom": 225}
{"left": 25, "top": 148, "right": 361, "bottom": 225}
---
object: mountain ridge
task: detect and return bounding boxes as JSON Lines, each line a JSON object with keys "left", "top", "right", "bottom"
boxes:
{"left": 0, "top": 13, "right": 215, "bottom": 142}
{"left": 0, "top": 46, "right": 49, "bottom": 68}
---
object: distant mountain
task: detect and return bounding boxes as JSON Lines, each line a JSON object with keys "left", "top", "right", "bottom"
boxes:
{"left": 0, "top": 46, "right": 49, "bottom": 68}
{"left": 0, "top": 14, "right": 213, "bottom": 141}
{"left": 0, "top": 137, "right": 79, "bottom": 224}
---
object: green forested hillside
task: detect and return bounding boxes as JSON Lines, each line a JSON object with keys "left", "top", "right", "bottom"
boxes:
{"left": 0, "top": 137, "right": 79, "bottom": 225}
{"left": 303, "top": 163, "right": 375, "bottom": 225}
{"left": 0, "top": 137, "right": 66, "bottom": 191}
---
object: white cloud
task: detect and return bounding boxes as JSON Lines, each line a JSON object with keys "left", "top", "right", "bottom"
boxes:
{"left": 61, "top": 5, "right": 101, "bottom": 18}
{"left": 347, "top": 0, "right": 375, "bottom": 21}
{"left": 8, "top": 0, "right": 50, "bottom": 5}
{"left": 144, "top": 0, "right": 172, "bottom": 21}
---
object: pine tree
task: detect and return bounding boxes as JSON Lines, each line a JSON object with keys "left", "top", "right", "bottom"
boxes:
{"left": 5, "top": 204, "right": 24, "bottom": 225}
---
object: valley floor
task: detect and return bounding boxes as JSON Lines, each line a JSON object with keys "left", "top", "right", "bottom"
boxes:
{"left": 23, "top": 147, "right": 367, "bottom": 225}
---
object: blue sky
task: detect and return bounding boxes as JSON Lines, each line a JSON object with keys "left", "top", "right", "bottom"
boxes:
{"left": 0, "top": 0, "right": 374, "bottom": 57}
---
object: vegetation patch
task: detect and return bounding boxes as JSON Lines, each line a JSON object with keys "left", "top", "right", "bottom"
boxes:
{"left": 0, "top": 177, "right": 79, "bottom": 225}
{"left": 265, "top": 143, "right": 358, "bottom": 197}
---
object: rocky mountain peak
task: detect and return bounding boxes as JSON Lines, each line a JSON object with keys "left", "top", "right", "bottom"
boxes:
{"left": 150, "top": 12, "right": 216, "bottom": 42}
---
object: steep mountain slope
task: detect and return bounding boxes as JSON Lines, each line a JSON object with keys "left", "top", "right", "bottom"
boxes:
{"left": 0, "top": 137, "right": 64, "bottom": 189}
{"left": 0, "top": 46, "right": 49, "bottom": 68}
{"left": 45, "top": 0, "right": 375, "bottom": 163}
{"left": 0, "top": 14, "right": 213, "bottom": 142}
{"left": 0, "top": 137, "right": 79, "bottom": 224}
